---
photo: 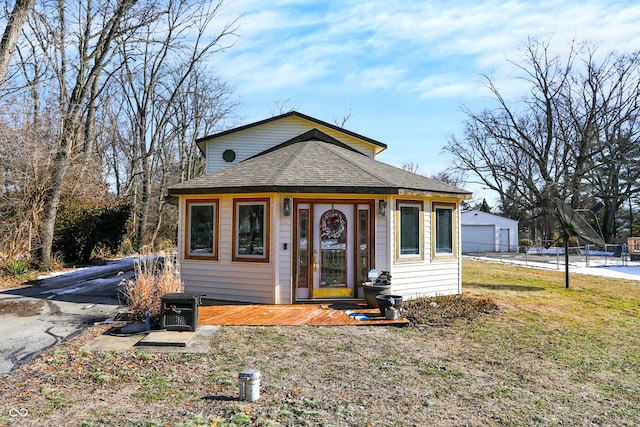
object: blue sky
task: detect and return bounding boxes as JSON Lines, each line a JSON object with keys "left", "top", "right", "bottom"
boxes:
{"left": 212, "top": 0, "right": 640, "bottom": 203}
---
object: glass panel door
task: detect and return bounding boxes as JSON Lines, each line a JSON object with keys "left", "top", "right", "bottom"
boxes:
{"left": 296, "top": 201, "right": 372, "bottom": 301}
{"left": 357, "top": 207, "right": 370, "bottom": 286}
{"left": 295, "top": 204, "right": 310, "bottom": 300}
{"left": 312, "top": 203, "right": 354, "bottom": 298}
{"left": 319, "top": 209, "right": 347, "bottom": 287}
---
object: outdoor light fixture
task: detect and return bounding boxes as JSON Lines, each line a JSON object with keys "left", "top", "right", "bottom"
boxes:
{"left": 283, "top": 197, "right": 291, "bottom": 216}
{"left": 378, "top": 199, "right": 387, "bottom": 217}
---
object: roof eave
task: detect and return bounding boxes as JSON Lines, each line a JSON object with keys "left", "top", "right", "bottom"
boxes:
{"left": 168, "top": 185, "right": 472, "bottom": 198}
{"left": 196, "top": 140, "right": 206, "bottom": 156}
{"left": 398, "top": 189, "right": 473, "bottom": 200}
{"left": 168, "top": 186, "right": 399, "bottom": 195}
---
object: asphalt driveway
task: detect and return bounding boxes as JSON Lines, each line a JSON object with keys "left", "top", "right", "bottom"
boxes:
{"left": 0, "top": 258, "right": 135, "bottom": 374}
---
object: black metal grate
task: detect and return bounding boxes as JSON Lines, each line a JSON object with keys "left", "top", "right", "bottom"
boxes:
{"left": 160, "top": 293, "right": 200, "bottom": 332}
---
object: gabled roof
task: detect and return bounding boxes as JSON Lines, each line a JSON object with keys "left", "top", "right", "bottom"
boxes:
{"left": 461, "top": 210, "right": 519, "bottom": 225}
{"left": 246, "top": 128, "right": 365, "bottom": 160}
{"left": 196, "top": 111, "right": 387, "bottom": 155}
{"left": 168, "top": 135, "right": 471, "bottom": 197}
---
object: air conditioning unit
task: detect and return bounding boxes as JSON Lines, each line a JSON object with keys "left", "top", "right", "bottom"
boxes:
{"left": 160, "top": 293, "right": 201, "bottom": 332}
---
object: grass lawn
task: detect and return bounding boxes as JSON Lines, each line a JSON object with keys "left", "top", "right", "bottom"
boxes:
{"left": 1, "top": 259, "right": 639, "bottom": 426}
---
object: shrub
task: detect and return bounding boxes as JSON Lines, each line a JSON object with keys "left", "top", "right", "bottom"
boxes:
{"left": 518, "top": 238, "right": 533, "bottom": 253}
{"left": 53, "top": 199, "right": 131, "bottom": 264}
{"left": 518, "top": 238, "right": 533, "bottom": 247}
{"left": 121, "top": 251, "right": 183, "bottom": 319}
{"left": 119, "top": 238, "right": 134, "bottom": 256}
{"left": 3, "top": 259, "right": 30, "bottom": 277}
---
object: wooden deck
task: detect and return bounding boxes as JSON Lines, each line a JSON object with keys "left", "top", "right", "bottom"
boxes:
{"left": 198, "top": 303, "right": 409, "bottom": 326}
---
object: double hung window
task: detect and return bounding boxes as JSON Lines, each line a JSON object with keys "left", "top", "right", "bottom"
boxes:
{"left": 434, "top": 204, "right": 455, "bottom": 257}
{"left": 233, "top": 198, "right": 270, "bottom": 262}
{"left": 186, "top": 199, "right": 218, "bottom": 259}
{"left": 397, "top": 201, "right": 423, "bottom": 259}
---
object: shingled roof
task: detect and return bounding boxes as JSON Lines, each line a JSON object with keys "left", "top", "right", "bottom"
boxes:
{"left": 168, "top": 133, "right": 470, "bottom": 197}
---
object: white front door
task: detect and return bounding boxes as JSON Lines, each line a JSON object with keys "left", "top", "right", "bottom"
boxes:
{"left": 499, "top": 228, "right": 510, "bottom": 252}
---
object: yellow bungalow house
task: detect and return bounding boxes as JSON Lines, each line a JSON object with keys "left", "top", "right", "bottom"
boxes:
{"left": 167, "top": 112, "right": 471, "bottom": 304}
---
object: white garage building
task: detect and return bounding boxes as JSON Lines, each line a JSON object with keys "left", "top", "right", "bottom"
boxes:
{"left": 461, "top": 210, "right": 519, "bottom": 253}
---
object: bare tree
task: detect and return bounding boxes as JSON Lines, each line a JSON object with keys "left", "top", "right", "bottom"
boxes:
{"left": 332, "top": 106, "right": 352, "bottom": 128}
{"left": 582, "top": 50, "right": 640, "bottom": 241}
{"left": 0, "top": 114, "right": 51, "bottom": 259}
{"left": 401, "top": 161, "right": 420, "bottom": 174}
{"left": 168, "top": 69, "right": 236, "bottom": 183}
{"left": 0, "top": 0, "right": 239, "bottom": 263}
{"left": 0, "top": 0, "right": 36, "bottom": 85}
{"left": 447, "top": 40, "right": 577, "bottom": 240}
{"left": 446, "top": 39, "right": 640, "bottom": 242}
{"left": 25, "top": 0, "right": 164, "bottom": 268}
{"left": 430, "top": 169, "right": 465, "bottom": 188}
{"left": 108, "top": 0, "right": 237, "bottom": 249}
{"left": 271, "top": 99, "right": 295, "bottom": 116}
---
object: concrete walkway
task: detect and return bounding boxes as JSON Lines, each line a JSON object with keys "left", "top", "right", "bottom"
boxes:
{"left": 80, "top": 326, "right": 219, "bottom": 353}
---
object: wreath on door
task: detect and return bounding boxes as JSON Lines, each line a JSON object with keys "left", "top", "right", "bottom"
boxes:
{"left": 320, "top": 210, "right": 346, "bottom": 239}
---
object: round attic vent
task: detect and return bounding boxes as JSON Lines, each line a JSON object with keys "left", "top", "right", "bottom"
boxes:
{"left": 222, "top": 149, "right": 236, "bottom": 162}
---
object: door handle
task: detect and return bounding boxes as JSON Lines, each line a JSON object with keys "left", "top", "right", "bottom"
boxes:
{"left": 312, "top": 256, "right": 318, "bottom": 272}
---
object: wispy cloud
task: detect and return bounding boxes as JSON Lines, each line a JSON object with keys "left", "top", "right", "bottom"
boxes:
{"left": 348, "top": 66, "right": 407, "bottom": 90}
{"left": 411, "top": 74, "right": 484, "bottom": 99}
{"left": 214, "top": 0, "right": 640, "bottom": 174}
{"left": 220, "top": 0, "right": 640, "bottom": 99}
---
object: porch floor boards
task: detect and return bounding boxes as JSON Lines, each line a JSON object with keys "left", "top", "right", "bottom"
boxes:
{"left": 198, "top": 303, "right": 409, "bottom": 326}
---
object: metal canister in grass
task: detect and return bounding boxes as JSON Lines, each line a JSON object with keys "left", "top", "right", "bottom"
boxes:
{"left": 238, "top": 369, "right": 261, "bottom": 401}
{"left": 385, "top": 306, "right": 399, "bottom": 320}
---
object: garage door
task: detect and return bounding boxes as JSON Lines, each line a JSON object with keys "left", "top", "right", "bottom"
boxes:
{"left": 462, "top": 225, "right": 494, "bottom": 253}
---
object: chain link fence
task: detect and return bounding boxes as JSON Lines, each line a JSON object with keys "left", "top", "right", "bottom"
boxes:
{"left": 462, "top": 243, "right": 631, "bottom": 269}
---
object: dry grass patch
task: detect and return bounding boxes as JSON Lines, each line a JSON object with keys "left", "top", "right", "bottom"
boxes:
{"left": 1, "top": 259, "right": 639, "bottom": 426}
{"left": 462, "top": 260, "right": 640, "bottom": 323}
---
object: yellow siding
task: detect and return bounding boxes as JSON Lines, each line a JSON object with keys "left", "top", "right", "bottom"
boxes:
{"left": 389, "top": 261, "right": 460, "bottom": 300}
{"left": 374, "top": 195, "right": 391, "bottom": 274}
